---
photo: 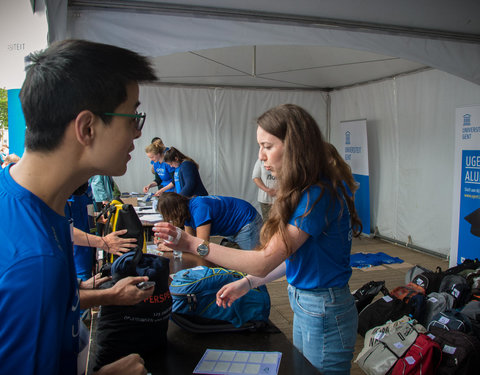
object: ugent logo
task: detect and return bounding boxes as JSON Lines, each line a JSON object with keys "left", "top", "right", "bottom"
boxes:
{"left": 463, "top": 114, "right": 471, "bottom": 127}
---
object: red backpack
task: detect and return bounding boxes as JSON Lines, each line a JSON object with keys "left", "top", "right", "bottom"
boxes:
{"left": 390, "top": 333, "right": 442, "bottom": 375}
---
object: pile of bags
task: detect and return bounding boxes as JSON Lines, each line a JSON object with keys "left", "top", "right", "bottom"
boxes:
{"left": 354, "top": 258, "right": 480, "bottom": 374}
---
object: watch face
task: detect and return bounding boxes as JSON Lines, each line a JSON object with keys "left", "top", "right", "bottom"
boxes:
{"left": 197, "top": 243, "right": 209, "bottom": 256}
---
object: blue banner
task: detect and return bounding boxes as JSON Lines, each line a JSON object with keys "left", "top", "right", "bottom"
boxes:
{"left": 7, "top": 89, "right": 26, "bottom": 157}
{"left": 457, "top": 150, "right": 480, "bottom": 260}
{"left": 451, "top": 106, "right": 480, "bottom": 266}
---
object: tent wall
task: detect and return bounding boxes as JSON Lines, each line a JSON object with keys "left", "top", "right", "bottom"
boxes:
{"left": 330, "top": 69, "right": 480, "bottom": 256}
{"left": 115, "top": 86, "right": 327, "bottom": 211}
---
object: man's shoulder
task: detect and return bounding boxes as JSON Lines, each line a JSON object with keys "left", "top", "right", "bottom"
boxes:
{"left": 0, "top": 194, "right": 69, "bottom": 267}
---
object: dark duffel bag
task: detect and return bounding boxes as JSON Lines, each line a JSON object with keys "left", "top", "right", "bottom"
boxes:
{"left": 93, "top": 249, "right": 172, "bottom": 369}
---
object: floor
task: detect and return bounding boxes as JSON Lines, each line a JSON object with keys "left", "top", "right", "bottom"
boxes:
{"left": 266, "top": 236, "right": 449, "bottom": 374}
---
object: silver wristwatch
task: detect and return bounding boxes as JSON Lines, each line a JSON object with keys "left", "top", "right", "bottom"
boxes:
{"left": 196, "top": 240, "right": 210, "bottom": 257}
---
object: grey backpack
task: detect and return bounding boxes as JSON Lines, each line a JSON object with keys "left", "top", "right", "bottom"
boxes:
{"left": 421, "top": 292, "right": 455, "bottom": 327}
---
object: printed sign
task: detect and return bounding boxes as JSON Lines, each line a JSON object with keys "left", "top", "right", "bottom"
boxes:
{"left": 450, "top": 106, "right": 480, "bottom": 266}
{"left": 341, "top": 119, "right": 371, "bottom": 235}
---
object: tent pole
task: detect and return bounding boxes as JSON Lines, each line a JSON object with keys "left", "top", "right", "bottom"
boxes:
{"left": 252, "top": 46, "right": 256, "bottom": 78}
{"left": 325, "top": 93, "right": 331, "bottom": 142}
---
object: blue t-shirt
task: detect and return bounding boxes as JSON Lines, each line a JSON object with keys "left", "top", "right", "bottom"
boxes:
{"left": 286, "top": 185, "right": 353, "bottom": 289}
{"left": 186, "top": 195, "right": 258, "bottom": 236}
{"left": 174, "top": 160, "right": 208, "bottom": 197}
{"left": 0, "top": 165, "right": 80, "bottom": 375}
{"left": 67, "top": 185, "right": 96, "bottom": 281}
{"left": 153, "top": 161, "right": 175, "bottom": 192}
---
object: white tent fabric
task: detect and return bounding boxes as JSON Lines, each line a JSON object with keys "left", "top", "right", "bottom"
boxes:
{"left": 330, "top": 70, "right": 480, "bottom": 254}
{"left": 45, "top": 1, "right": 480, "bottom": 85}
{"left": 116, "top": 86, "right": 327, "bottom": 208}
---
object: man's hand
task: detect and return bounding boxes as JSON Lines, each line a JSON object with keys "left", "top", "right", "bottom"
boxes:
{"left": 94, "top": 353, "right": 147, "bottom": 375}
{"left": 267, "top": 188, "right": 277, "bottom": 197}
{"left": 103, "top": 229, "right": 138, "bottom": 256}
{"left": 153, "top": 237, "right": 173, "bottom": 252}
{"left": 80, "top": 273, "right": 111, "bottom": 289}
{"left": 109, "top": 276, "right": 154, "bottom": 305}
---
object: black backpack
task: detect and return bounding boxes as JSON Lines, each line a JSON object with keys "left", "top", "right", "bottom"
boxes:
{"left": 93, "top": 249, "right": 172, "bottom": 369}
{"left": 461, "top": 300, "right": 480, "bottom": 340}
{"left": 98, "top": 199, "right": 147, "bottom": 263}
{"left": 352, "top": 280, "right": 389, "bottom": 313}
{"left": 358, "top": 295, "right": 415, "bottom": 337}
{"left": 443, "top": 259, "right": 480, "bottom": 276}
{"left": 427, "top": 309, "right": 473, "bottom": 333}
{"left": 429, "top": 326, "right": 480, "bottom": 375}
{"left": 439, "top": 274, "right": 471, "bottom": 308}
{"left": 411, "top": 268, "right": 444, "bottom": 294}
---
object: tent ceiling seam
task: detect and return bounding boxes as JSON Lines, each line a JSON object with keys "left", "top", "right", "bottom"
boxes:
{"left": 69, "top": 0, "right": 480, "bottom": 44}
{"left": 186, "top": 51, "right": 330, "bottom": 89}
{"left": 141, "top": 67, "right": 432, "bottom": 92}
{"left": 331, "top": 67, "right": 433, "bottom": 91}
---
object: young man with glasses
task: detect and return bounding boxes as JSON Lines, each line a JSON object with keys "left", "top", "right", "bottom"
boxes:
{"left": 0, "top": 40, "right": 157, "bottom": 375}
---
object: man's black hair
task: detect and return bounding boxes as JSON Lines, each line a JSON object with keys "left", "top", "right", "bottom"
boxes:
{"left": 20, "top": 39, "right": 157, "bottom": 151}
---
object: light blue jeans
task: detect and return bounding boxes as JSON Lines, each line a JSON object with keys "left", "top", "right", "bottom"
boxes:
{"left": 288, "top": 284, "right": 358, "bottom": 375}
{"left": 226, "top": 213, "right": 263, "bottom": 250}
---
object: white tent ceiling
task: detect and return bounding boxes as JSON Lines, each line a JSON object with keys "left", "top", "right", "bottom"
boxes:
{"left": 150, "top": 45, "right": 428, "bottom": 89}
{"left": 44, "top": 0, "right": 480, "bottom": 89}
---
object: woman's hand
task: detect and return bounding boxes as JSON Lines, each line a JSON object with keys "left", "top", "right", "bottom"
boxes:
{"left": 216, "top": 278, "right": 251, "bottom": 308}
{"left": 143, "top": 185, "right": 150, "bottom": 193}
{"left": 152, "top": 222, "right": 193, "bottom": 252}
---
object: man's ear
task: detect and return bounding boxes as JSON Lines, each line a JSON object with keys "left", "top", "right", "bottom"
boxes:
{"left": 74, "top": 110, "right": 97, "bottom": 146}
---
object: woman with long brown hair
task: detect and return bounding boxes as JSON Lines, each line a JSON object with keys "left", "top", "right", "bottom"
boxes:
{"left": 154, "top": 104, "right": 361, "bottom": 374}
{"left": 163, "top": 147, "right": 208, "bottom": 197}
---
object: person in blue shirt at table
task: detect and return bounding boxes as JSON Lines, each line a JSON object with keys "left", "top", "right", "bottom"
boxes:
{"left": 157, "top": 192, "right": 262, "bottom": 250}
{"left": 142, "top": 138, "right": 175, "bottom": 196}
{"left": 153, "top": 104, "right": 362, "bottom": 375}
{"left": 163, "top": 147, "right": 208, "bottom": 197}
{"left": 0, "top": 39, "right": 156, "bottom": 375}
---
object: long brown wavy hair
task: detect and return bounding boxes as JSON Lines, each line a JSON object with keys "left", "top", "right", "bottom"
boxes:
{"left": 326, "top": 143, "right": 359, "bottom": 196}
{"left": 258, "top": 104, "right": 362, "bottom": 255}
{"left": 156, "top": 192, "right": 190, "bottom": 228}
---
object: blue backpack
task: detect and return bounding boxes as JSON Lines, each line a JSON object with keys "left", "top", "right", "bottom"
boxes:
{"left": 169, "top": 266, "right": 271, "bottom": 332}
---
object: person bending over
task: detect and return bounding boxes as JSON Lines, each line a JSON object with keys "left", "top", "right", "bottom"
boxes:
{"left": 157, "top": 192, "right": 262, "bottom": 250}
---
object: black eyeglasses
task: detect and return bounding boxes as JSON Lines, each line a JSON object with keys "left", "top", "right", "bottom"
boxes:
{"left": 103, "top": 111, "right": 146, "bottom": 131}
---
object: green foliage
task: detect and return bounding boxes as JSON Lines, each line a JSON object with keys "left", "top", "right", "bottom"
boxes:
{"left": 0, "top": 88, "right": 7, "bottom": 129}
